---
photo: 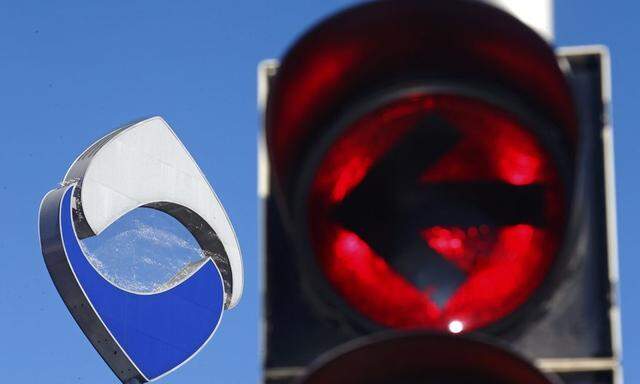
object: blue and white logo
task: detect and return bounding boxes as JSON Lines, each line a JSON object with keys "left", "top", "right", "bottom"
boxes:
{"left": 39, "top": 117, "right": 243, "bottom": 383}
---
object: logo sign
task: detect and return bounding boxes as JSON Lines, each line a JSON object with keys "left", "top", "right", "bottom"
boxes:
{"left": 39, "top": 117, "right": 243, "bottom": 383}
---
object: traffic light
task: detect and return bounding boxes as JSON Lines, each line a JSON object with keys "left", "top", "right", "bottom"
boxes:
{"left": 260, "top": 1, "right": 621, "bottom": 383}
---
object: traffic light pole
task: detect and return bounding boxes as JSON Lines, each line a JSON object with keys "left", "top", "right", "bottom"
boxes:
{"left": 486, "top": 0, "right": 553, "bottom": 41}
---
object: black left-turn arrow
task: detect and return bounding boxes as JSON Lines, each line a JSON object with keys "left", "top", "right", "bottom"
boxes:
{"left": 334, "top": 114, "right": 545, "bottom": 307}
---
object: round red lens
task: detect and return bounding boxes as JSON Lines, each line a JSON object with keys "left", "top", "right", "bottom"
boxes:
{"left": 307, "top": 94, "right": 565, "bottom": 332}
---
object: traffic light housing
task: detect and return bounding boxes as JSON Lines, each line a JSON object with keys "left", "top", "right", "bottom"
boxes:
{"left": 260, "top": 1, "right": 621, "bottom": 383}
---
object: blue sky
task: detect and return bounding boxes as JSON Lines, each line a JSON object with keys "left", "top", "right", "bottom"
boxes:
{"left": 0, "top": 1, "right": 637, "bottom": 383}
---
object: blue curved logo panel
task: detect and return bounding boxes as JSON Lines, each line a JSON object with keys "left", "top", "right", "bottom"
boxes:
{"left": 59, "top": 186, "right": 224, "bottom": 380}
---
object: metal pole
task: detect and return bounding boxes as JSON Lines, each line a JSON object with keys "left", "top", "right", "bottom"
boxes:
{"left": 484, "top": 0, "right": 554, "bottom": 42}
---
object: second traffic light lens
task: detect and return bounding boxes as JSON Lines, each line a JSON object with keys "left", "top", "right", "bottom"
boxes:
{"left": 297, "top": 332, "right": 557, "bottom": 384}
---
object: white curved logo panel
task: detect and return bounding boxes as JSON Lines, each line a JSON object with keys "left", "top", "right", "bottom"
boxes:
{"left": 65, "top": 116, "right": 242, "bottom": 308}
{"left": 39, "top": 116, "right": 243, "bottom": 383}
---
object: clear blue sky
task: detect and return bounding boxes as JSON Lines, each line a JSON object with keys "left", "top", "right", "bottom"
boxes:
{"left": 0, "top": 1, "right": 637, "bottom": 383}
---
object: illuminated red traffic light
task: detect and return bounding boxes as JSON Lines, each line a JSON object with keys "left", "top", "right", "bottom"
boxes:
{"left": 306, "top": 93, "right": 568, "bottom": 332}
{"left": 265, "top": 0, "right": 577, "bottom": 335}
{"left": 263, "top": 1, "right": 619, "bottom": 382}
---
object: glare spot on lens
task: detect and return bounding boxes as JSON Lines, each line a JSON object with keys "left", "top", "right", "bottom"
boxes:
{"left": 448, "top": 320, "right": 464, "bottom": 334}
